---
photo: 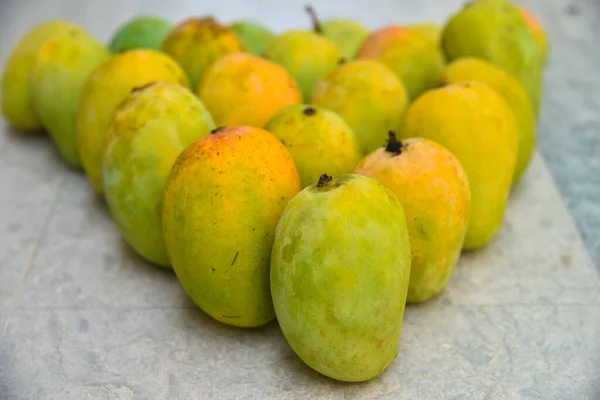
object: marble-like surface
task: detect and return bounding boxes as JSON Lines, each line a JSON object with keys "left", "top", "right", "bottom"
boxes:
{"left": 0, "top": 0, "right": 599, "bottom": 399}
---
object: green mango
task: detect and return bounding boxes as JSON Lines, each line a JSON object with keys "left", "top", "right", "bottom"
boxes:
{"left": 265, "top": 104, "right": 361, "bottom": 188}
{"left": 32, "top": 30, "right": 111, "bottom": 167}
{"left": 441, "top": 0, "right": 544, "bottom": 116}
{"left": 229, "top": 21, "right": 275, "bottom": 56}
{"left": 109, "top": 15, "right": 173, "bottom": 53}
{"left": 311, "top": 60, "right": 408, "bottom": 156}
{"left": 1, "top": 21, "right": 84, "bottom": 132}
{"left": 271, "top": 173, "right": 411, "bottom": 382}
{"left": 265, "top": 30, "right": 340, "bottom": 102}
{"left": 103, "top": 82, "right": 215, "bottom": 267}
{"left": 305, "top": 6, "right": 369, "bottom": 60}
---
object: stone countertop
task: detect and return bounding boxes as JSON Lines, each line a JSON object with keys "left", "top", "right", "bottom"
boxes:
{"left": 0, "top": 0, "right": 599, "bottom": 399}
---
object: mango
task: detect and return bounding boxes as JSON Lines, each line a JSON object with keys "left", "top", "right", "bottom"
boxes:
{"left": 400, "top": 82, "right": 519, "bottom": 251}
{"left": 358, "top": 26, "right": 444, "bottom": 102}
{"left": 271, "top": 173, "right": 411, "bottom": 382}
{"left": 1, "top": 21, "right": 84, "bottom": 132}
{"left": 265, "top": 105, "right": 361, "bottom": 188}
{"left": 198, "top": 52, "right": 302, "bottom": 127}
{"left": 162, "top": 126, "right": 301, "bottom": 327}
{"left": 265, "top": 30, "right": 340, "bottom": 101}
{"left": 409, "top": 22, "right": 442, "bottom": 47}
{"left": 441, "top": 0, "right": 544, "bottom": 115}
{"left": 229, "top": 21, "right": 275, "bottom": 56}
{"left": 103, "top": 82, "right": 215, "bottom": 267}
{"left": 442, "top": 57, "right": 536, "bottom": 183}
{"left": 517, "top": 5, "right": 549, "bottom": 67}
{"left": 354, "top": 133, "right": 470, "bottom": 303}
{"left": 311, "top": 59, "right": 408, "bottom": 156}
{"left": 77, "top": 49, "right": 189, "bottom": 194}
{"left": 32, "top": 31, "right": 111, "bottom": 167}
{"left": 161, "top": 17, "right": 244, "bottom": 91}
{"left": 305, "top": 6, "right": 369, "bottom": 60}
{"left": 109, "top": 15, "right": 173, "bottom": 53}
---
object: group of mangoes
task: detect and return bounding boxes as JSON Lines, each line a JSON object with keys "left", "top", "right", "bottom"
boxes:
{"left": 1, "top": 0, "right": 548, "bottom": 384}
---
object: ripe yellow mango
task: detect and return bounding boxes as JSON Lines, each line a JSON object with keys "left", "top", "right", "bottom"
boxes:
{"left": 400, "top": 82, "right": 519, "bottom": 250}
{"left": 77, "top": 49, "right": 189, "bottom": 193}
{"left": 311, "top": 60, "right": 408, "bottom": 156}
{"left": 442, "top": 57, "right": 536, "bottom": 183}
{"left": 162, "top": 126, "right": 301, "bottom": 327}
{"left": 355, "top": 134, "right": 470, "bottom": 302}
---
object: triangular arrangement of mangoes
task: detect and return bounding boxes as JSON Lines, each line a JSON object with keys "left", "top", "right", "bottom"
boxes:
{"left": 0, "top": 0, "right": 548, "bottom": 383}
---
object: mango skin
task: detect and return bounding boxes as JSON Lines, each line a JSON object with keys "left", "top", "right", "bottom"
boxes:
{"left": 358, "top": 26, "right": 445, "bottom": 102}
{"left": 409, "top": 22, "right": 442, "bottom": 47}
{"left": 265, "top": 30, "right": 340, "bottom": 101}
{"left": 312, "top": 60, "right": 408, "bottom": 156}
{"left": 441, "top": 0, "right": 543, "bottom": 116}
{"left": 230, "top": 21, "right": 274, "bottom": 56}
{"left": 198, "top": 52, "right": 302, "bottom": 128}
{"left": 77, "top": 49, "right": 189, "bottom": 194}
{"left": 162, "top": 126, "right": 301, "bottom": 327}
{"left": 265, "top": 104, "right": 361, "bottom": 188}
{"left": 442, "top": 57, "right": 536, "bottom": 183}
{"left": 271, "top": 174, "right": 411, "bottom": 382}
{"left": 161, "top": 17, "right": 244, "bottom": 91}
{"left": 400, "top": 82, "right": 519, "bottom": 251}
{"left": 354, "top": 138, "right": 471, "bottom": 303}
{"left": 103, "top": 82, "right": 215, "bottom": 267}
{"left": 320, "top": 19, "right": 369, "bottom": 60}
{"left": 109, "top": 16, "right": 173, "bottom": 53}
{"left": 1, "top": 21, "right": 84, "bottom": 132}
{"left": 517, "top": 5, "right": 549, "bottom": 67}
{"left": 32, "top": 31, "right": 111, "bottom": 167}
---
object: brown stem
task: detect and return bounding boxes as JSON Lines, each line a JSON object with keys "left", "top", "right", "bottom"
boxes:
{"left": 305, "top": 5, "right": 323, "bottom": 34}
{"left": 317, "top": 173, "right": 333, "bottom": 187}
{"left": 385, "top": 131, "right": 403, "bottom": 155}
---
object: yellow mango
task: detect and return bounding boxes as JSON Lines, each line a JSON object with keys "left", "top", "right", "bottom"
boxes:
{"left": 77, "top": 49, "right": 189, "bottom": 193}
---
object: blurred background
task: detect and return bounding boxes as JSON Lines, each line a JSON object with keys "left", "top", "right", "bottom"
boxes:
{"left": 0, "top": 0, "right": 598, "bottom": 271}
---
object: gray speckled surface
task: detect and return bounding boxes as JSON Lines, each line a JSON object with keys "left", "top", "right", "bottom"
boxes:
{"left": 0, "top": 0, "right": 599, "bottom": 399}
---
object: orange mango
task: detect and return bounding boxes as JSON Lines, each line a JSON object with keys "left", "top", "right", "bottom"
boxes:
{"left": 198, "top": 52, "right": 302, "bottom": 128}
{"left": 355, "top": 134, "right": 470, "bottom": 302}
{"left": 517, "top": 5, "right": 549, "bottom": 66}
{"left": 162, "top": 126, "right": 301, "bottom": 327}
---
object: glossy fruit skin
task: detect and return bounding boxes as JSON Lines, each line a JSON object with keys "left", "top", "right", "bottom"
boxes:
{"left": 355, "top": 138, "right": 471, "bottom": 303}
{"left": 265, "top": 104, "right": 361, "bottom": 188}
{"left": 320, "top": 19, "right": 369, "bottom": 60}
{"left": 161, "top": 17, "right": 244, "bottom": 91}
{"left": 311, "top": 60, "right": 408, "bottom": 156}
{"left": 32, "top": 31, "right": 111, "bottom": 167}
{"left": 271, "top": 173, "right": 411, "bottom": 382}
{"left": 1, "top": 21, "right": 84, "bottom": 132}
{"left": 265, "top": 30, "right": 340, "bottom": 101}
{"left": 442, "top": 57, "right": 536, "bottom": 183}
{"left": 400, "top": 82, "right": 519, "bottom": 251}
{"left": 77, "top": 49, "right": 189, "bottom": 194}
{"left": 162, "top": 126, "right": 301, "bottom": 327}
{"left": 358, "top": 26, "right": 445, "bottom": 102}
{"left": 109, "top": 16, "right": 173, "bottom": 53}
{"left": 517, "top": 5, "right": 549, "bottom": 67}
{"left": 441, "top": 0, "right": 543, "bottom": 116}
{"left": 229, "top": 21, "right": 274, "bottom": 56}
{"left": 198, "top": 52, "right": 302, "bottom": 128}
{"left": 103, "top": 82, "right": 215, "bottom": 267}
